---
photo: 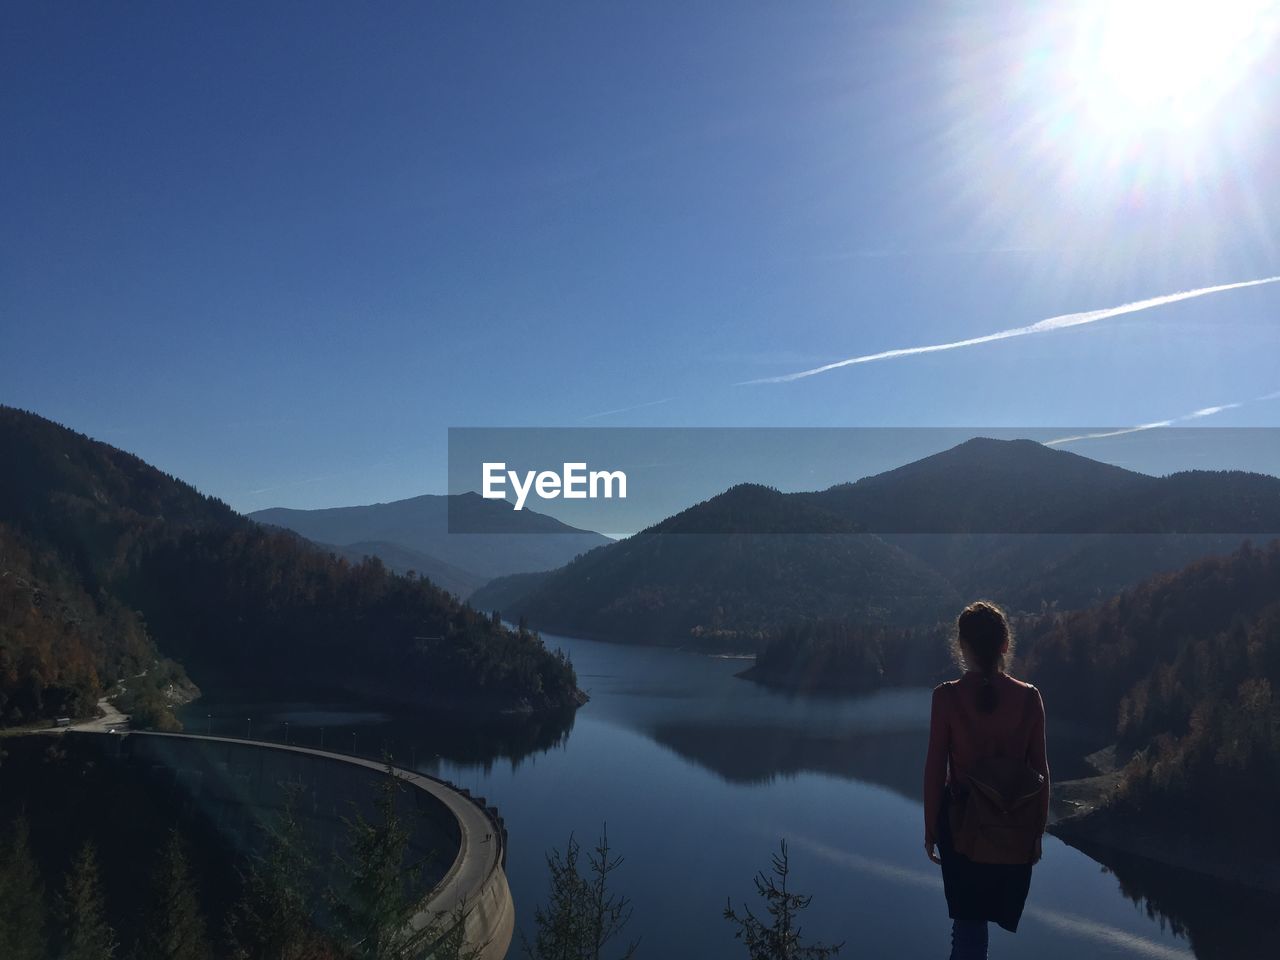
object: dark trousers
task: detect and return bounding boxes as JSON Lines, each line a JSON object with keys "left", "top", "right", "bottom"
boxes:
{"left": 938, "top": 790, "right": 1032, "bottom": 933}
{"left": 950, "top": 919, "right": 988, "bottom": 959}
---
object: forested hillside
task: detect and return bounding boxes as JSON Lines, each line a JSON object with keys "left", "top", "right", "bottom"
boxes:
{"left": 1018, "top": 538, "right": 1280, "bottom": 850}
{"left": 743, "top": 619, "right": 952, "bottom": 694}
{"left": 475, "top": 440, "right": 1280, "bottom": 648}
{"left": 0, "top": 524, "right": 153, "bottom": 723}
{"left": 0, "top": 407, "right": 580, "bottom": 725}
{"left": 474, "top": 485, "right": 961, "bottom": 647}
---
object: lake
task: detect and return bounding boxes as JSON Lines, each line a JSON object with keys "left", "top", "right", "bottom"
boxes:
{"left": 182, "top": 632, "right": 1274, "bottom": 959}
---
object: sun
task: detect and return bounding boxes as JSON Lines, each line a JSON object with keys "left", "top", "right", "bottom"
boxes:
{"left": 1066, "top": 0, "right": 1276, "bottom": 134}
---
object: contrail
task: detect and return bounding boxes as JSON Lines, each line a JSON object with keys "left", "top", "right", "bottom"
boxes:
{"left": 247, "top": 473, "right": 344, "bottom": 496}
{"left": 744, "top": 276, "right": 1280, "bottom": 384}
{"left": 1046, "top": 390, "right": 1278, "bottom": 446}
{"left": 581, "top": 397, "right": 674, "bottom": 421}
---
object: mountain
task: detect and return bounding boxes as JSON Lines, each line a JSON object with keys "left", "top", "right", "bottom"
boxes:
{"left": 813, "top": 438, "right": 1280, "bottom": 609}
{"left": 472, "top": 483, "right": 962, "bottom": 647}
{"left": 473, "top": 439, "right": 1280, "bottom": 648}
{"left": 805, "top": 437, "right": 1151, "bottom": 534}
{"left": 0, "top": 406, "right": 582, "bottom": 725}
{"left": 250, "top": 493, "right": 611, "bottom": 592}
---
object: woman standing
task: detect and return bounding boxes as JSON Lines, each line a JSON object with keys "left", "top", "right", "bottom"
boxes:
{"left": 923, "top": 601, "right": 1050, "bottom": 959}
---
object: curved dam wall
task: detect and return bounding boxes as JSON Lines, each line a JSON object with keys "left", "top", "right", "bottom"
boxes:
{"left": 76, "top": 731, "right": 513, "bottom": 960}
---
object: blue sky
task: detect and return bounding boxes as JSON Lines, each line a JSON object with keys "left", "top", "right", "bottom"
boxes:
{"left": 3, "top": 1, "right": 1278, "bottom": 513}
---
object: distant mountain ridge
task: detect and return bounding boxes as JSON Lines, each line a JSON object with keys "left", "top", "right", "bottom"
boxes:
{"left": 805, "top": 438, "right": 1280, "bottom": 534}
{"left": 472, "top": 437, "right": 1280, "bottom": 648}
{"left": 803, "top": 438, "right": 1149, "bottom": 534}
{"left": 251, "top": 493, "right": 611, "bottom": 594}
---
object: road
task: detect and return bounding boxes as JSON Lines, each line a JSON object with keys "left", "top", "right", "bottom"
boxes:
{"left": 67, "top": 697, "right": 129, "bottom": 732}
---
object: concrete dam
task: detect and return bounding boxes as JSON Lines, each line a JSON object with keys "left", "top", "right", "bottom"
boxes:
{"left": 77, "top": 730, "right": 514, "bottom": 959}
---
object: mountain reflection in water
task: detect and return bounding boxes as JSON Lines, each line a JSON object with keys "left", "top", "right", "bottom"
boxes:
{"left": 184, "top": 632, "right": 1269, "bottom": 959}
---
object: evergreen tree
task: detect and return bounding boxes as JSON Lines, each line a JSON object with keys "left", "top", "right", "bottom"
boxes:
{"left": 0, "top": 816, "right": 46, "bottom": 960}
{"left": 330, "top": 763, "right": 433, "bottom": 960}
{"left": 423, "top": 905, "right": 482, "bottom": 960}
{"left": 60, "top": 842, "right": 118, "bottom": 960}
{"left": 524, "top": 833, "right": 590, "bottom": 960}
{"left": 523, "top": 825, "right": 638, "bottom": 960}
{"left": 229, "top": 785, "right": 330, "bottom": 960}
{"left": 724, "top": 841, "right": 841, "bottom": 960}
{"left": 139, "top": 830, "right": 212, "bottom": 960}
{"left": 582, "top": 826, "right": 637, "bottom": 960}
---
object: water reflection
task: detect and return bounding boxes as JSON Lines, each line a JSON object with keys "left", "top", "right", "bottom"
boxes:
{"left": 185, "top": 633, "right": 1269, "bottom": 958}
{"left": 182, "top": 699, "right": 578, "bottom": 772}
{"left": 652, "top": 722, "right": 927, "bottom": 795}
{"left": 1055, "top": 836, "right": 1280, "bottom": 960}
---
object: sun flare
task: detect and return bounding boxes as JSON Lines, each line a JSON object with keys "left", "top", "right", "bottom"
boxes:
{"left": 1067, "top": 0, "right": 1276, "bottom": 132}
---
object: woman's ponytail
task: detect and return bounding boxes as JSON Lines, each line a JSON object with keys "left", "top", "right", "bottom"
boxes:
{"left": 978, "top": 672, "right": 997, "bottom": 714}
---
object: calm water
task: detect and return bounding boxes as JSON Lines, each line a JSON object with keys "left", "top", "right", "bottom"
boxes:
{"left": 183, "top": 633, "right": 1272, "bottom": 959}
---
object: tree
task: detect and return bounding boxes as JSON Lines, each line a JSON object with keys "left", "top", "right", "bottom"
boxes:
{"left": 421, "top": 905, "right": 482, "bottom": 960}
{"left": 724, "top": 841, "right": 842, "bottom": 960}
{"left": 523, "top": 825, "right": 638, "bottom": 960}
{"left": 0, "top": 816, "right": 46, "bottom": 960}
{"left": 139, "top": 830, "right": 212, "bottom": 960}
{"left": 229, "top": 785, "right": 333, "bottom": 960}
{"left": 60, "top": 842, "right": 118, "bottom": 960}
{"left": 330, "top": 763, "right": 440, "bottom": 960}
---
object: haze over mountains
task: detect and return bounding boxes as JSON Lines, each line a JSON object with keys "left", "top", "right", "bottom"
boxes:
{"left": 251, "top": 495, "right": 611, "bottom": 597}
{"left": 473, "top": 438, "right": 1280, "bottom": 647}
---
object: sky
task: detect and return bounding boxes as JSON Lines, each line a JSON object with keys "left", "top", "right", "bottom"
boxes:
{"left": 3, "top": 1, "right": 1279, "bottom": 514}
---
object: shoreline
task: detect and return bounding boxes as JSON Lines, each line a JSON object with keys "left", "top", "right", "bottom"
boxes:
{"left": 1049, "top": 774, "right": 1280, "bottom": 896}
{"left": 514, "top": 618, "right": 764, "bottom": 656}
{"left": 734, "top": 663, "right": 885, "bottom": 697}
